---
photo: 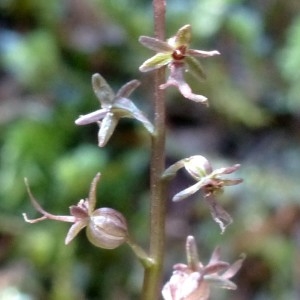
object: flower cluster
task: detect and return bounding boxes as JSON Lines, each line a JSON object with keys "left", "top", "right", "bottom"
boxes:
{"left": 23, "top": 173, "right": 128, "bottom": 249}
{"left": 139, "top": 24, "right": 220, "bottom": 104}
{"left": 162, "top": 236, "right": 245, "bottom": 300}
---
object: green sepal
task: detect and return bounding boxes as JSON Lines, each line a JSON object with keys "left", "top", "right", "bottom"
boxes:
{"left": 114, "top": 98, "right": 154, "bottom": 134}
{"left": 92, "top": 73, "right": 114, "bottom": 106}
{"left": 139, "top": 53, "right": 172, "bottom": 72}
{"left": 172, "top": 24, "right": 192, "bottom": 48}
{"left": 185, "top": 56, "right": 207, "bottom": 81}
{"left": 139, "top": 36, "right": 173, "bottom": 53}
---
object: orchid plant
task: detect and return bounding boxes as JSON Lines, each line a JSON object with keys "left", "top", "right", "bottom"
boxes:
{"left": 23, "top": 0, "right": 244, "bottom": 299}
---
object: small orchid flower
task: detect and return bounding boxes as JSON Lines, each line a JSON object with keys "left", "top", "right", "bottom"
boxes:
{"left": 163, "top": 155, "right": 242, "bottom": 200}
{"left": 139, "top": 24, "right": 220, "bottom": 104}
{"left": 163, "top": 155, "right": 243, "bottom": 232}
{"left": 23, "top": 173, "right": 129, "bottom": 249}
{"left": 162, "top": 236, "right": 245, "bottom": 300}
{"left": 75, "top": 73, "right": 154, "bottom": 147}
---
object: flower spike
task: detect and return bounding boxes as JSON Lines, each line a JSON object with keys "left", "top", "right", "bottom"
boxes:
{"left": 75, "top": 73, "right": 154, "bottom": 147}
{"left": 139, "top": 24, "right": 220, "bottom": 104}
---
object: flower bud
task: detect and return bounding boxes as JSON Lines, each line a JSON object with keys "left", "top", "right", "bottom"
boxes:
{"left": 87, "top": 208, "right": 128, "bottom": 249}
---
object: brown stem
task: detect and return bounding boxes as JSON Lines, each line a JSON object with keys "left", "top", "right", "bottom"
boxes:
{"left": 141, "top": 0, "right": 167, "bottom": 299}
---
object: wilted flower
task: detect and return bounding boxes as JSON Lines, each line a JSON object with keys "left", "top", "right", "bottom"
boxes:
{"left": 75, "top": 73, "right": 154, "bottom": 147}
{"left": 163, "top": 155, "right": 243, "bottom": 232}
{"left": 139, "top": 24, "right": 220, "bottom": 104}
{"left": 23, "top": 173, "right": 128, "bottom": 249}
{"left": 162, "top": 236, "right": 245, "bottom": 300}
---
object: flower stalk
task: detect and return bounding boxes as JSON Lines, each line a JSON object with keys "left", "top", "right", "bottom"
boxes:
{"left": 141, "top": 0, "right": 167, "bottom": 299}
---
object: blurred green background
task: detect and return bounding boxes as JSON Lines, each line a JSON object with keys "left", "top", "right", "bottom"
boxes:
{"left": 0, "top": 0, "right": 300, "bottom": 299}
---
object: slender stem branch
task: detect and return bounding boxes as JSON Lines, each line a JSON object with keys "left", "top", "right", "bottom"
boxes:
{"left": 141, "top": 0, "right": 167, "bottom": 299}
{"left": 127, "top": 238, "right": 155, "bottom": 269}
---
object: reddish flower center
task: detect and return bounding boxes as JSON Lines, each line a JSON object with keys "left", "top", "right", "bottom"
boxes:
{"left": 172, "top": 45, "right": 187, "bottom": 60}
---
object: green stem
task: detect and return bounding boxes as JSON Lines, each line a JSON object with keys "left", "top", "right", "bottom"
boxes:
{"left": 141, "top": 0, "right": 167, "bottom": 299}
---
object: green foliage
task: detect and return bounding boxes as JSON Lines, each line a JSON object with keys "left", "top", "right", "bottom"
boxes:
{"left": 277, "top": 16, "right": 300, "bottom": 110}
{"left": 2, "top": 30, "right": 60, "bottom": 89}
